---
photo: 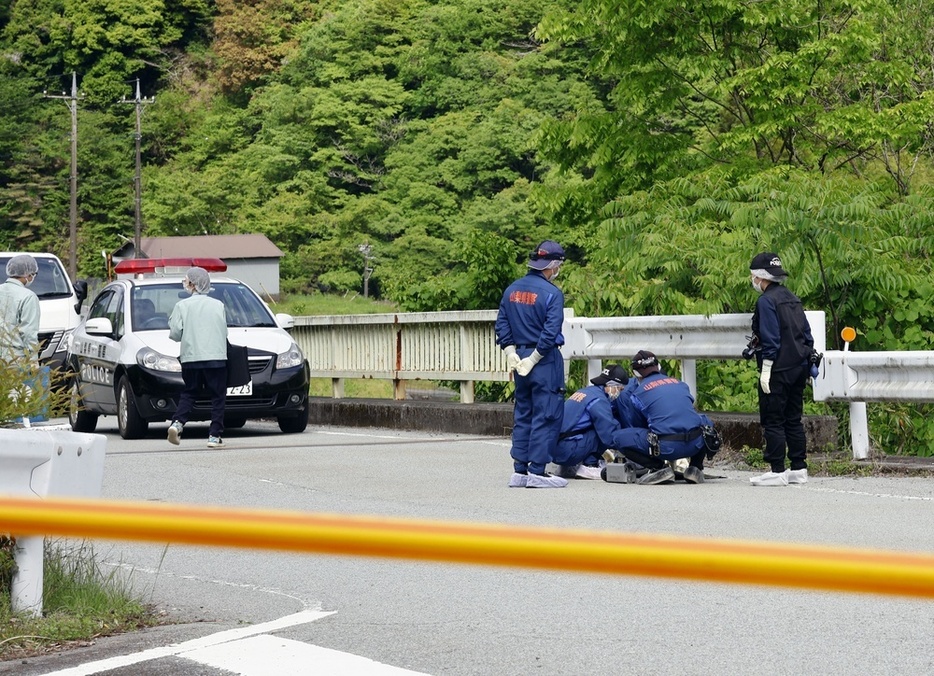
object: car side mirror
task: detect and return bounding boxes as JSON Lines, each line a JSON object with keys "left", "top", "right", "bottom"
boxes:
{"left": 275, "top": 313, "right": 295, "bottom": 329}
{"left": 84, "top": 317, "right": 114, "bottom": 336}
{"left": 73, "top": 279, "right": 89, "bottom": 312}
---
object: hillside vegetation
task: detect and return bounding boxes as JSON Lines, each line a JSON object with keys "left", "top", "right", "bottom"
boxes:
{"left": 2, "top": 0, "right": 934, "bottom": 453}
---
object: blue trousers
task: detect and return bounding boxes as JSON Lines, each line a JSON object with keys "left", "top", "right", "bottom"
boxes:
{"left": 614, "top": 417, "right": 712, "bottom": 470}
{"left": 510, "top": 357, "right": 564, "bottom": 475}
{"left": 553, "top": 430, "right": 605, "bottom": 468}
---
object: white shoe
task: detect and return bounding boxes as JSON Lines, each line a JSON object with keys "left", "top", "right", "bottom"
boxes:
{"left": 508, "top": 472, "right": 529, "bottom": 488}
{"left": 786, "top": 468, "right": 808, "bottom": 484}
{"left": 167, "top": 421, "right": 183, "bottom": 446}
{"left": 527, "top": 473, "right": 569, "bottom": 488}
{"left": 574, "top": 465, "right": 603, "bottom": 480}
{"left": 750, "top": 471, "right": 788, "bottom": 486}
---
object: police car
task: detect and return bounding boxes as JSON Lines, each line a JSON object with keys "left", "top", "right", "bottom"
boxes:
{"left": 66, "top": 257, "right": 310, "bottom": 439}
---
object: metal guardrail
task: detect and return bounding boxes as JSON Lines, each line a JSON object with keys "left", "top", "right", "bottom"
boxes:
{"left": 290, "top": 310, "right": 827, "bottom": 402}
{"left": 288, "top": 308, "right": 934, "bottom": 457}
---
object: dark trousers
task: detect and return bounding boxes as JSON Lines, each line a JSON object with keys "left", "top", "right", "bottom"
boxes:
{"left": 173, "top": 365, "right": 226, "bottom": 437}
{"left": 623, "top": 446, "right": 706, "bottom": 471}
{"left": 758, "top": 364, "right": 808, "bottom": 473}
{"left": 615, "top": 427, "right": 706, "bottom": 470}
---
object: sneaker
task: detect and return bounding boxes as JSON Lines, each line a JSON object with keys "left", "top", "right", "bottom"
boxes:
{"left": 527, "top": 473, "right": 569, "bottom": 489}
{"left": 637, "top": 466, "right": 675, "bottom": 485}
{"left": 575, "top": 464, "right": 603, "bottom": 480}
{"left": 786, "top": 468, "right": 809, "bottom": 484}
{"left": 167, "top": 421, "right": 183, "bottom": 446}
{"left": 603, "top": 462, "right": 637, "bottom": 484}
{"left": 509, "top": 472, "right": 529, "bottom": 488}
{"left": 207, "top": 435, "right": 224, "bottom": 448}
{"left": 750, "top": 471, "right": 788, "bottom": 486}
{"left": 683, "top": 466, "right": 705, "bottom": 484}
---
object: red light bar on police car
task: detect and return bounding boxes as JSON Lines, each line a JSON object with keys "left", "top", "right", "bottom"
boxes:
{"left": 114, "top": 257, "right": 228, "bottom": 275}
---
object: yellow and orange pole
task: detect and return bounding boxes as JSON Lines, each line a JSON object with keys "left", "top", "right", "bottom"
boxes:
{"left": 1, "top": 495, "right": 933, "bottom": 599}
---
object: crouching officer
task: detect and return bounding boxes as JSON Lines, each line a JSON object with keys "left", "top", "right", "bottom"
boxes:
{"left": 552, "top": 365, "right": 632, "bottom": 480}
{"left": 609, "top": 350, "right": 720, "bottom": 485}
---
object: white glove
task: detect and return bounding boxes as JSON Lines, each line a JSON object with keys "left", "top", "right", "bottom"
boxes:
{"left": 760, "top": 359, "right": 773, "bottom": 394}
{"left": 515, "top": 349, "right": 543, "bottom": 377}
{"left": 503, "top": 345, "right": 521, "bottom": 372}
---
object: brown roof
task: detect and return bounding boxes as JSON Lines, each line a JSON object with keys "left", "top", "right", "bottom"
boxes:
{"left": 136, "top": 235, "right": 284, "bottom": 260}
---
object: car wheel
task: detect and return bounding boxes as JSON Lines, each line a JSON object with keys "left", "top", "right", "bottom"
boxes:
{"left": 277, "top": 408, "right": 308, "bottom": 434}
{"left": 225, "top": 417, "right": 247, "bottom": 429}
{"left": 68, "top": 379, "right": 98, "bottom": 433}
{"left": 117, "top": 377, "right": 148, "bottom": 439}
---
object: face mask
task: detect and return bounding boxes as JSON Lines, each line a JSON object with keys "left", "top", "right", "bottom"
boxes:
{"left": 25, "top": 273, "right": 36, "bottom": 287}
{"left": 606, "top": 387, "right": 621, "bottom": 401}
{"left": 751, "top": 278, "right": 763, "bottom": 294}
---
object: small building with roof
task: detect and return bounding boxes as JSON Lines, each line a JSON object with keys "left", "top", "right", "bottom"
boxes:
{"left": 112, "top": 234, "right": 284, "bottom": 300}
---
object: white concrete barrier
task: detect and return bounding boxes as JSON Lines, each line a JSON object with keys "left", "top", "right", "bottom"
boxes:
{"left": 0, "top": 426, "right": 106, "bottom": 615}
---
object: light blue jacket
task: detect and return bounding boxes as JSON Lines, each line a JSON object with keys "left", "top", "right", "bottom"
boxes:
{"left": 169, "top": 293, "right": 228, "bottom": 363}
{"left": 0, "top": 278, "right": 40, "bottom": 364}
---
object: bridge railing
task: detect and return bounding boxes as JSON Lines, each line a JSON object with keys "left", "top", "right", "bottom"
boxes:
{"left": 290, "top": 309, "right": 934, "bottom": 457}
{"left": 291, "top": 310, "right": 826, "bottom": 402}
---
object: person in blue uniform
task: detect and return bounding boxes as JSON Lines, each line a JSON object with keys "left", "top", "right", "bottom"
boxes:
{"left": 552, "top": 365, "right": 632, "bottom": 479}
{"left": 748, "top": 252, "right": 815, "bottom": 487}
{"left": 495, "top": 240, "right": 567, "bottom": 489}
{"left": 613, "top": 351, "right": 717, "bottom": 485}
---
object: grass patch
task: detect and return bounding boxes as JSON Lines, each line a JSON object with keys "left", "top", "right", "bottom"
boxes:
{"left": 0, "top": 538, "right": 160, "bottom": 661}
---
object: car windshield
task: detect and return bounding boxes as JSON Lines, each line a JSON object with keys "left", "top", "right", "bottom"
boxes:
{"left": 0, "top": 256, "right": 73, "bottom": 298}
{"left": 131, "top": 281, "right": 278, "bottom": 331}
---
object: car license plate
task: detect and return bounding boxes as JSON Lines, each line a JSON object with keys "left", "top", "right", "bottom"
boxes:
{"left": 226, "top": 381, "right": 252, "bottom": 396}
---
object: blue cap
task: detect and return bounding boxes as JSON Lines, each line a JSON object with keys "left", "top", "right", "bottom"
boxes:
{"left": 528, "top": 240, "right": 566, "bottom": 270}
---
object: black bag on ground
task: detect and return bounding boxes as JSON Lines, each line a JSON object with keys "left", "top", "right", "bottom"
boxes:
{"left": 226, "top": 341, "right": 250, "bottom": 387}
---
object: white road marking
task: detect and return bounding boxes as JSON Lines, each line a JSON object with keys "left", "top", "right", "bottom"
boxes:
{"left": 39, "top": 609, "right": 333, "bottom": 675}
{"left": 806, "top": 486, "right": 934, "bottom": 501}
{"left": 184, "top": 634, "right": 431, "bottom": 675}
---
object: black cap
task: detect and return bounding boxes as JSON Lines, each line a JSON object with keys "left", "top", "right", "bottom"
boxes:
{"left": 591, "top": 365, "right": 630, "bottom": 387}
{"left": 631, "top": 350, "right": 660, "bottom": 375}
{"left": 749, "top": 252, "right": 788, "bottom": 278}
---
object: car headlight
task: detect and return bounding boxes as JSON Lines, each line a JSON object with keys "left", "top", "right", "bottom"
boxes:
{"left": 59, "top": 328, "right": 76, "bottom": 353}
{"left": 137, "top": 347, "right": 182, "bottom": 372}
{"left": 276, "top": 343, "right": 305, "bottom": 369}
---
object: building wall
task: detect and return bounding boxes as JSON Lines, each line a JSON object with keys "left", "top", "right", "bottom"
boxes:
{"left": 225, "top": 260, "right": 280, "bottom": 300}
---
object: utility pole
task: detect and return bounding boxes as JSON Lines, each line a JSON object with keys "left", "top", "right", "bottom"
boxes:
{"left": 358, "top": 243, "right": 374, "bottom": 298}
{"left": 120, "top": 79, "right": 155, "bottom": 258}
{"left": 44, "top": 72, "right": 82, "bottom": 279}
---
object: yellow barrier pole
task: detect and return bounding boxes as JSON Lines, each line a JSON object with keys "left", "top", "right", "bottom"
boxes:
{"left": 1, "top": 495, "right": 933, "bottom": 599}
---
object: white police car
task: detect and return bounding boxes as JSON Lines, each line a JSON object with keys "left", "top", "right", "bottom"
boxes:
{"left": 66, "top": 257, "right": 310, "bottom": 439}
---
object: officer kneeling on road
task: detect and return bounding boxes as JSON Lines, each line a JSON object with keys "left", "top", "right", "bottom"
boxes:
{"left": 605, "top": 351, "right": 721, "bottom": 485}
{"left": 551, "top": 365, "right": 633, "bottom": 480}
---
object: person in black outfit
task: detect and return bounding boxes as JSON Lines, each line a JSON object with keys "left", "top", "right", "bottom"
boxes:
{"left": 748, "top": 252, "right": 815, "bottom": 487}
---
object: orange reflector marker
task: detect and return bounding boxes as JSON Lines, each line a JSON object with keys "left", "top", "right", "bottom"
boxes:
{"left": 841, "top": 326, "right": 857, "bottom": 343}
{"left": 1, "top": 496, "right": 934, "bottom": 599}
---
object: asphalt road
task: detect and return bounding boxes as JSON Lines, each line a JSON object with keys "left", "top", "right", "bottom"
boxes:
{"left": 6, "top": 417, "right": 934, "bottom": 675}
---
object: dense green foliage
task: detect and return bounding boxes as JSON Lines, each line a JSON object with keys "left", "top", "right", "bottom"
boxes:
{"left": 2, "top": 0, "right": 934, "bottom": 453}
